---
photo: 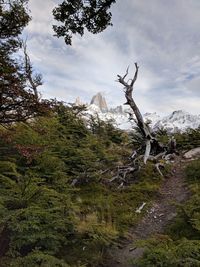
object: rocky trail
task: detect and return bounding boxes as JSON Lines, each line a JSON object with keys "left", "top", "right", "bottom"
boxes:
{"left": 103, "top": 157, "right": 191, "bottom": 267}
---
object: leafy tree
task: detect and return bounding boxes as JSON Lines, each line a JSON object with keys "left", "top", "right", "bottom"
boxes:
{"left": 0, "top": 0, "right": 30, "bottom": 38}
{"left": 53, "top": 0, "right": 116, "bottom": 45}
{"left": 0, "top": 0, "right": 49, "bottom": 124}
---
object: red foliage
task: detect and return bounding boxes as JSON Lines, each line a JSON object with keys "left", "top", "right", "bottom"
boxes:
{"left": 14, "top": 144, "right": 45, "bottom": 163}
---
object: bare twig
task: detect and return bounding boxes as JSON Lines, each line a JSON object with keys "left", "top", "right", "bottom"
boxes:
{"left": 22, "top": 40, "right": 42, "bottom": 101}
{"left": 155, "top": 163, "right": 165, "bottom": 177}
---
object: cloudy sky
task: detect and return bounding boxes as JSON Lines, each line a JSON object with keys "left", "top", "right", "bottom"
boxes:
{"left": 24, "top": 0, "right": 200, "bottom": 115}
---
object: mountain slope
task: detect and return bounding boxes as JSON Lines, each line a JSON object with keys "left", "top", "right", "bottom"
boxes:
{"left": 76, "top": 93, "right": 200, "bottom": 132}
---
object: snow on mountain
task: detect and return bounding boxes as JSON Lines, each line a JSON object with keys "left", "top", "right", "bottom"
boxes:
{"left": 76, "top": 94, "right": 200, "bottom": 132}
{"left": 143, "top": 112, "right": 161, "bottom": 127}
{"left": 154, "top": 110, "right": 200, "bottom": 132}
{"left": 86, "top": 103, "right": 132, "bottom": 130}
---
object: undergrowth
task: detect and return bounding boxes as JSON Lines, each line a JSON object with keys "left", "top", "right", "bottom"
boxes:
{"left": 0, "top": 106, "right": 165, "bottom": 267}
{"left": 134, "top": 159, "right": 200, "bottom": 267}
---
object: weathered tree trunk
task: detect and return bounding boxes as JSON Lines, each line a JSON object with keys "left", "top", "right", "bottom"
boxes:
{"left": 117, "top": 63, "right": 155, "bottom": 163}
{"left": 109, "top": 63, "right": 177, "bottom": 185}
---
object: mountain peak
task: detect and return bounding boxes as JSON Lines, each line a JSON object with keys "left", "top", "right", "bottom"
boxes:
{"left": 75, "top": 97, "right": 83, "bottom": 106}
{"left": 171, "top": 110, "right": 189, "bottom": 116}
{"left": 90, "top": 92, "right": 108, "bottom": 112}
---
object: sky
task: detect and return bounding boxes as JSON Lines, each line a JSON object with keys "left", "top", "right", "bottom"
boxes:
{"left": 24, "top": 0, "right": 200, "bottom": 115}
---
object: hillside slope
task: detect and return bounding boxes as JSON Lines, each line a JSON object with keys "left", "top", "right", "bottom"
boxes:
{"left": 104, "top": 157, "right": 191, "bottom": 267}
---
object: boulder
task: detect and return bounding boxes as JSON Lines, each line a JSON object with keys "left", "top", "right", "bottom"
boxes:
{"left": 183, "top": 147, "right": 200, "bottom": 159}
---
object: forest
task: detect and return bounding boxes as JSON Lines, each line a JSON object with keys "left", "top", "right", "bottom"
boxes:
{"left": 1, "top": 1, "right": 200, "bottom": 266}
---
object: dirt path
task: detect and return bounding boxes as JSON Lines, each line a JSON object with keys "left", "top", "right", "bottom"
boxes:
{"left": 103, "top": 158, "right": 190, "bottom": 267}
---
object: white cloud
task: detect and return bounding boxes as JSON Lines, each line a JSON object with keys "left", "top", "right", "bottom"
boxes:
{"left": 24, "top": 0, "right": 200, "bottom": 115}
{"left": 26, "top": 0, "right": 56, "bottom": 35}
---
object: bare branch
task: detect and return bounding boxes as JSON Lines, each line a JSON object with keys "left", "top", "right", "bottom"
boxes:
{"left": 130, "top": 62, "right": 139, "bottom": 87}
{"left": 117, "top": 74, "right": 129, "bottom": 87}
{"left": 123, "top": 66, "right": 129, "bottom": 80}
{"left": 144, "top": 139, "right": 151, "bottom": 164}
{"left": 22, "top": 40, "right": 42, "bottom": 101}
{"left": 155, "top": 163, "right": 164, "bottom": 177}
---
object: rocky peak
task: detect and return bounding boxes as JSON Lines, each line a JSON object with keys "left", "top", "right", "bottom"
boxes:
{"left": 75, "top": 97, "right": 83, "bottom": 106}
{"left": 90, "top": 92, "right": 108, "bottom": 112}
{"left": 110, "top": 105, "right": 124, "bottom": 114}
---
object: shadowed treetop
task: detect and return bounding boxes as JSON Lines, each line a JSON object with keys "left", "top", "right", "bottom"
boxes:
{"left": 0, "top": 0, "right": 30, "bottom": 39}
{"left": 53, "top": 0, "right": 116, "bottom": 45}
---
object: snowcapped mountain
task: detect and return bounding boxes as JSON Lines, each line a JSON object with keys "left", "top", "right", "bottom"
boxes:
{"left": 154, "top": 110, "right": 200, "bottom": 132}
{"left": 85, "top": 102, "right": 132, "bottom": 130}
{"left": 143, "top": 112, "right": 161, "bottom": 127}
{"left": 75, "top": 94, "right": 200, "bottom": 132}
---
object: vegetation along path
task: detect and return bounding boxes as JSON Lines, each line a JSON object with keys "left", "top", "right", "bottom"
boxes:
{"left": 104, "top": 157, "right": 191, "bottom": 267}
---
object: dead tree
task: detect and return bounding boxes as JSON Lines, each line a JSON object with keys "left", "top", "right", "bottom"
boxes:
{"left": 0, "top": 40, "right": 49, "bottom": 124}
{"left": 22, "top": 40, "right": 42, "bottom": 101}
{"left": 111, "top": 63, "right": 177, "bottom": 184}
{"left": 117, "top": 63, "right": 162, "bottom": 164}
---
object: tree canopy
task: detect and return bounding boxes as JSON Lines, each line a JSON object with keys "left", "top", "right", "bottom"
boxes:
{"left": 53, "top": 0, "right": 116, "bottom": 45}
{"left": 0, "top": 0, "right": 49, "bottom": 124}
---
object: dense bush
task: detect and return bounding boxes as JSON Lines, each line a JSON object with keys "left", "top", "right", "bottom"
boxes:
{"left": 175, "top": 128, "right": 200, "bottom": 150}
{"left": 0, "top": 106, "right": 164, "bottom": 266}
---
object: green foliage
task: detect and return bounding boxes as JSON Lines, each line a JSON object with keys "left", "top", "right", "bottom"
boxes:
{"left": 0, "top": 161, "right": 19, "bottom": 178}
{"left": 0, "top": 0, "right": 50, "bottom": 124}
{"left": 155, "top": 127, "right": 169, "bottom": 144}
{"left": 135, "top": 237, "right": 200, "bottom": 267}
{"left": 89, "top": 114, "right": 125, "bottom": 145}
{"left": 129, "top": 124, "right": 146, "bottom": 150}
{"left": 6, "top": 187, "right": 74, "bottom": 254}
{"left": 0, "top": 104, "right": 166, "bottom": 266}
{"left": 0, "top": 0, "right": 30, "bottom": 39}
{"left": 185, "top": 159, "right": 200, "bottom": 183}
{"left": 53, "top": 0, "right": 116, "bottom": 45}
{"left": 135, "top": 159, "right": 200, "bottom": 266}
{"left": 175, "top": 127, "right": 200, "bottom": 150}
{"left": 4, "top": 251, "right": 70, "bottom": 267}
